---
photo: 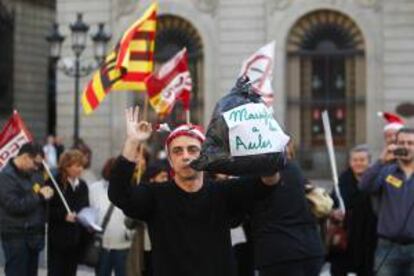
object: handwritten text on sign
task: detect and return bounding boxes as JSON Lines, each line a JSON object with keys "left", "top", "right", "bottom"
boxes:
{"left": 223, "top": 103, "right": 290, "bottom": 157}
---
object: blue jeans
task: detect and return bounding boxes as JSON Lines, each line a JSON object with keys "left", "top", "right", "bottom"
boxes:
{"left": 375, "top": 238, "right": 414, "bottom": 276}
{"left": 1, "top": 234, "right": 44, "bottom": 276}
{"left": 96, "top": 248, "right": 129, "bottom": 276}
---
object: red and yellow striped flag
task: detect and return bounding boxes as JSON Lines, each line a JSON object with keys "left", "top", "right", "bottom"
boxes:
{"left": 81, "top": 2, "right": 157, "bottom": 114}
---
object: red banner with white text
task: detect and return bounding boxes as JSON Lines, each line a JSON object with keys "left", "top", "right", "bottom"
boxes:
{"left": 0, "top": 111, "right": 33, "bottom": 169}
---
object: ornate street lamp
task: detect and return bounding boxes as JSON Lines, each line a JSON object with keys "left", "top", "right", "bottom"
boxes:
{"left": 70, "top": 13, "right": 89, "bottom": 57}
{"left": 92, "top": 23, "right": 112, "bottom": 64}
{"left": 46, "top": 14, "right": 111, "bottom": 145}
{"left": 46, "top": 23, "right": 65, "bottom": 60}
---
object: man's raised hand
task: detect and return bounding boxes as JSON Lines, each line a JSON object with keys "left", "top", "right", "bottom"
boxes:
{"left": 125, "top": 106, "right": 152, "bottom": 143}
{"left": 123, "top": 106, "right": 152, "bottom": 162}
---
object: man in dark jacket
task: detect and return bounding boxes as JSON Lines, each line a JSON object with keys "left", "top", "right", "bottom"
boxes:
{"left": 0, "top": 142, "right": 54, "bottom": 276}
{"left": 251, "top": 160, "right": 325, "bottom": 276}
{"left": 109, "top": 107, "right": 281, "bottom": 276}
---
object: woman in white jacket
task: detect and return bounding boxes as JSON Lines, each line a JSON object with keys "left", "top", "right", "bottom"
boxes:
{"left": 89, "top": 158, "right": 132, "bottom": 276}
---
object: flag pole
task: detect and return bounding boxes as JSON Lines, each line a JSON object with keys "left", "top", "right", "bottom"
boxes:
{"left": 143, "top": 94, "right": 149, "bottom": 122}
{"left": 321, "top": 110, "right": 345, "bottom": 214}
{"left": 135, "top": 144, "right": 145, "bottom": 185}
{"left": 44, "top": 203, "right": 50, "bottom": 271}
{"left": 136, "top": 95, "right": 149, "bottom": 184}
{"left": 185, "top": 109, "right": 190, "bottom": 124}
{"left": 42, "top": 161, "right": 72, "bottom": 214}
{"left": 135, "top": 34, "right": 152, "bottom": 184}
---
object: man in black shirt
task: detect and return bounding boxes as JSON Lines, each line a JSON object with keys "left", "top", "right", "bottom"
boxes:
{"left": 109, "top": 106, "right": 280, "bottom": 276}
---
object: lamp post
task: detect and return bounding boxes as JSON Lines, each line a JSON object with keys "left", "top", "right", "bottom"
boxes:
{"left": 46, "top": 13, "right": 111, "bottom": 145}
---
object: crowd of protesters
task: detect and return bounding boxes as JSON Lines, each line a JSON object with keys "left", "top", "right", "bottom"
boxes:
{"left": 0, "top": 109, "right": 413, "bottom": 276}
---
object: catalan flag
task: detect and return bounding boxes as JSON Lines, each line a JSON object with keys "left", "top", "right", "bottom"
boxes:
{"left": 81, "top": 2, "right": 157, "bottom": 114}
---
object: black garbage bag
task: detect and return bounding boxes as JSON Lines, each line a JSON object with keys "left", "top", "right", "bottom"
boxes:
{"left": 191, "top": 76, "right": 288, "bottom": 176}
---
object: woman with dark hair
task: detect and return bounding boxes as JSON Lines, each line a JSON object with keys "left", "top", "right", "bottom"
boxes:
{"left": 89, "top": 158, "right": 133, "bottom": 276}
{"left": 141, "top": 160, "right": 169, "bottom": 184}
{"left": 47, "top": 149, "right": 90, "bottom": 276}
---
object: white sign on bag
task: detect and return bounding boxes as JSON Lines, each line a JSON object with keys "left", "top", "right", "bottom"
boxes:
{"left": 223, "top": 103, "right": 290, "bottom": 157}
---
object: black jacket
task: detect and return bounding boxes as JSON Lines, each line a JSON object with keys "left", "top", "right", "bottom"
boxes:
{"left": 46, "top": 175, "right": 90, "bottom": 251}
{"left": 109, "top": 156, "right": 273, "bottom": 276}
{"left": 251, "top": 161, "right": 325, "bottom": 268}
{"left": 332, "top": 168, "right": 377, "bottom": 275}
{"left": 0, "top": 160, "right": 46, "bottom": 235}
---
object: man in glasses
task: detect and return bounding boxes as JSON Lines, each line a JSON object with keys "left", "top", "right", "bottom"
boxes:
{"left": 0, "top": 142, "right": 54, "bottom": 276}
{"left": 109, "top": 107, "right": 281, "bottom": 276}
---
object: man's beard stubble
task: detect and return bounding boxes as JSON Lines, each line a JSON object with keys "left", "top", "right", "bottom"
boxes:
{"left": 398, "top": 151, "right": 414, "bottom": 165}
{"left": 399, "top": 157, "right": 414, "bottom": 165}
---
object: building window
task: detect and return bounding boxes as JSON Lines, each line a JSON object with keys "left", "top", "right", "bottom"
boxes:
{"left": 287, "top": 10, "right": 365, "bottom": 144}
{"left": 0, "top": 3, "right": 13, "bottom": 115}
{"left": 286, "top": 10, "right": 366, "bottom": 172}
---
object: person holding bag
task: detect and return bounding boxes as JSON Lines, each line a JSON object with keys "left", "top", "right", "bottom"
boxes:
{"left": 89, "top": 158, "right": 132, "bottom": 276}
{"left": 108, "top": 106, "right": 281, "bottom": 276}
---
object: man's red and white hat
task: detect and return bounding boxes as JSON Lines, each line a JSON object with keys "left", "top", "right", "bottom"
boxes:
{"left": 165, "top": 124, "right": 205, "bottom": 150}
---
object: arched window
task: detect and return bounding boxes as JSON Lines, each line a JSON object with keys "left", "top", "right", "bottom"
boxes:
{"left": 0, "top": 2, "right": 13, "bottom": 115}
{"left": 286, "top": 10, "right": 366, "bottom": 173}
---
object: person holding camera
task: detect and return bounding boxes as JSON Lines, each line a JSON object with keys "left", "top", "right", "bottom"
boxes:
{"left": 360, "top": 128, "right": 414, "bottom": 275}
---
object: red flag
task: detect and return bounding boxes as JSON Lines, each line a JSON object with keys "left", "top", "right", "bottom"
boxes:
{"left": 0, "top": 111, "right": 33, "bottom": 169}
{"left": 145, "top": 48, "right": 192, "bottom": 116}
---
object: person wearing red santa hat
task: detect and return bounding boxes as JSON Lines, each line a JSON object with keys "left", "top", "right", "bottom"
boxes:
{"left": 378, "top": 111, "right": 405, "bottom": 146}
{"left": 376, "top": 112, "right": 405, "bottom": 164}
{"left": 108, "top": 106, "right": 281, "bottom": 276}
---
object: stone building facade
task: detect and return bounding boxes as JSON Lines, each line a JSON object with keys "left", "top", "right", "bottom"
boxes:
{"left": 0, "top": 0, "right": 55, "bottom": 140}
{"left": 56, "top": 0, "right": 414, "bottom": 177}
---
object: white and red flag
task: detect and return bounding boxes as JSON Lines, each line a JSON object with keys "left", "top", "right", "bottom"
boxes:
{"left": 145, "top": 48, "right": 192, "bottom": 116}
{"left": 0, "top": 111, "right": 33, "bottom": 169}
{"left": 239, "top": 41, "right": 276, "bottom": 105}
